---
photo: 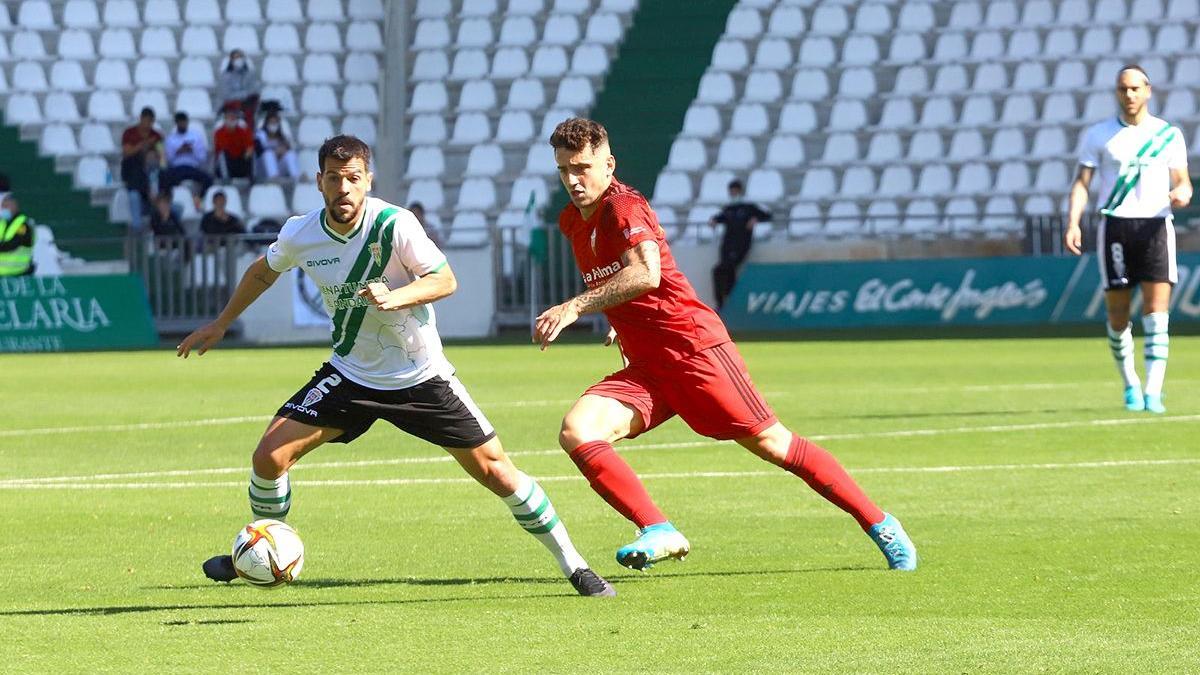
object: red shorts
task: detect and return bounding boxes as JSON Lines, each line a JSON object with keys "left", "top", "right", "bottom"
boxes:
{"left": 585, "top": 342, "right": 777, "bottom": 440}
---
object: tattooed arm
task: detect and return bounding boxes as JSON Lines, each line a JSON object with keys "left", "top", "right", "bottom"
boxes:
{"left": 178, "top": 255, "right": 280, "bottom": 357}
{"left": 533, "top": 240, "right": 661, "bottom": 350}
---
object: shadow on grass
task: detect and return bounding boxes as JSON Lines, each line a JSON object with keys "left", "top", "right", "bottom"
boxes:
{"left": 6, "top": 566, "right": 878, "bottom": 617}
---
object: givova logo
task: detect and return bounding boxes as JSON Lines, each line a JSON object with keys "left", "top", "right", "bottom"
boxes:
{"left": 301, "top": 373, "right": 342, "bottom": 407}
{"left": 306, "top": 257, "right": 341, "bottom": 267}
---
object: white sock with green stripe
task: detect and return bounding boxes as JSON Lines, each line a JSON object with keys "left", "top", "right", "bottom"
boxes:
{"left": 1142, "top": 312, "right": 1169, "bottom": 396}
{"left": 248, "top": 471, "right": 291, "bottom": 520}
{"left": 1106, "top": 322, "right": 1140, "bottom": 390}
{"left": 502, "top": 472, "right": 587, "bottom": 576}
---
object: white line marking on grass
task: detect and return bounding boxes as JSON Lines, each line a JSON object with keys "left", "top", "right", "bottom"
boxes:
{"left": 2, "top": 458, "right": 1198, "bottom": 490}
{"left": 3, "top": 416, "right": 1198, "bottom": 485}
{"left": 0, "top": 416, "right": 272, "bottom": 438}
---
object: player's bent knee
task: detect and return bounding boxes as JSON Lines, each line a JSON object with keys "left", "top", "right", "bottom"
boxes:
{"left": 737, "top": 422, "right": 792, "bottom": 466}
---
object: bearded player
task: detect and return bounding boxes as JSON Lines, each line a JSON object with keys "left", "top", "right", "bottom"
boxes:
{"left": 534, "top": 118, "right": 917, "bottom": 572}
{"left": 179, "top": 135, "right": 614, "bottom": 596}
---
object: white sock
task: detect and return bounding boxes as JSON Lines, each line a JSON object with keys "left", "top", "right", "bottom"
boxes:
{"left": 502, "top": 472, "right": 588, "bottom": 576}
{"left": 1143, "top": 312, "right": 1169, "bottom": 396}
{"left": 248, "top": 470, "right": 291, "bottom": 520}
{"left": 1106, "top": 322, "right": 1140, "bottom": 390}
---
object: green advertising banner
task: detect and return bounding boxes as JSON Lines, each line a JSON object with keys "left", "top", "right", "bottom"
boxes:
{"left": 723, "top": 253, "right": 1200, "bottom": 330}
{"left": 0, "top": 275, "right": 158, "bottom": 352}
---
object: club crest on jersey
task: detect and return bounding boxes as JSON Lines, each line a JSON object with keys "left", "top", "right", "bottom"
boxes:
{"left": 369, "top": 242, "right": 383, "bottom": 266}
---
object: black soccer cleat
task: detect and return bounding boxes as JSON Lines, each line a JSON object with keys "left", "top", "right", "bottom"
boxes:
{"left": 569, "top": 567, "right": 616, "bottom": 597}
{"left": 202, "top": 554, "right": 238, "bottom": 582}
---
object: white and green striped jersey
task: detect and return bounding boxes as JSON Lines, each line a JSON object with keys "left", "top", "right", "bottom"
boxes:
{"left": 266, "top": 196, "right": 451, "bottom": 390}
{"left": 1077, "top": 115, "right": 1188, "bottom": 218}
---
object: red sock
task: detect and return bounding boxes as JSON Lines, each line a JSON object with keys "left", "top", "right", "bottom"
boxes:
{"left": 569, "top": 441, "right": 667, "bottom": 528}
{"left": 783, "top": 435, "right": 884, "bottom": 531}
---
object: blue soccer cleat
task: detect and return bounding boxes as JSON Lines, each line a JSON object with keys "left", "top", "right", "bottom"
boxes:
{"left": 1124, "top": 386, "right": 1145, "bottom": 411}
{"left": 868, "top": 513, "right": 917, "bottom": 571}
{"left": 615, "top": 522, "right": 690, "bottom": 571}
{"left": 1144, "top": 393, "right": 1166, "bottom": 414}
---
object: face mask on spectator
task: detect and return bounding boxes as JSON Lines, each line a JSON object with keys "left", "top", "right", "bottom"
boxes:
{"left": 0, "top": 209, "right": 12, "bottom": 221}
{"left": 266, "top": 123, "right": 280, "bottom": 133}
{"left": 232, "top": 57, "right": 245, "bottom": 69}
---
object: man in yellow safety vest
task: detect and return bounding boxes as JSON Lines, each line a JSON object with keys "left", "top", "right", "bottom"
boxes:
{"left": 0, "top": 193, "right": 34, "bottom": 276}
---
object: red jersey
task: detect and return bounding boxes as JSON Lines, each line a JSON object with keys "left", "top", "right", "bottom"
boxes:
{"left": 214, "top": 123, "right": 254, "bottom": 158}
{"left": 559, "top": 178, "right": 730, "bottom": 365}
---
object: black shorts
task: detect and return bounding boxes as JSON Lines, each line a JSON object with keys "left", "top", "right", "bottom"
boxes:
{"left": 276, "top": 362, "right": 497, "bottom": 449}
{"left": 1097, "top": 216, "right": 1177, "bottom": 290}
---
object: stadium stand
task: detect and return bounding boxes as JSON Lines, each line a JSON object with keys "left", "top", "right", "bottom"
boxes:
{"left": 0, "top": 0, "right": 383, "bottom": 234}
{"left": 653, "top": 0, "right": 1200, "bottom": 240}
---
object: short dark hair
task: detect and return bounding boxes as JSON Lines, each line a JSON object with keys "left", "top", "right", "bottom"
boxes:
{"left": 1117, "top": 64, "right": 1151, "bottom": 86}
{"left": 728, "top": 179, "right": 744, "bottom": 192}
{"left": 174, "top": 111, "right": 188, "bottom": 122}
{"left": 140, "top": 106, "right": 155, "bottom": 119}
{"left": 549, "top": 117, "right": 609, "bottom": 153}
{"left": 318, "top": 135, "right": 372, "bottom": 172}
{"left": 212, "top": 190, "right": 226, "bottom": 201}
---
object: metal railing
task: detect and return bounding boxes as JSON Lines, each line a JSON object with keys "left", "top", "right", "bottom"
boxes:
{"left": 126, "top": 233, "right": 268, "bottom": 334}
{"left": 1024, "top": 213, "right": 1101, "bottom": 256}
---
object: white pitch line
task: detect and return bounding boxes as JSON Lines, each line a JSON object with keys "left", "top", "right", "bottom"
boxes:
{"left": 6, "top": 381, "right": 1179, "bottom": 439}
{"left": 1, "top": 458, "right": 1198, "bottom": 490}
{"left": 4, "top": 415, "right": 1200, "bottom": 486}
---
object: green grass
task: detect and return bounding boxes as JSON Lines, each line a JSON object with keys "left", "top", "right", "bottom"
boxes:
{"left": 2, "top": 337, "right": 1198, "bottom": 673}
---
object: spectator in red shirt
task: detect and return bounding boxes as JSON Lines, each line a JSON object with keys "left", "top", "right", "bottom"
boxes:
{"left": 214, "top": 104, "right": 255, "bottom": 182}
{"left": 120, "top": 107, "right": 164, "bottom": 233}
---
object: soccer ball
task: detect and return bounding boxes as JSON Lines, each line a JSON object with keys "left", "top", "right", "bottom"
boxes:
{"left": 231, "top": 519, "right": 305, "bottom": 588}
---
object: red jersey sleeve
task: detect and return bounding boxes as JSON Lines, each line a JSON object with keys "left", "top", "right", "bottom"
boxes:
{"left": 601, "top": 192, "right": 661, "bottom": 249}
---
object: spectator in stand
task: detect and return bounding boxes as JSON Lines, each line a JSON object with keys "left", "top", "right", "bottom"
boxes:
{"left": 408, "top": 201, "right": 443, "bottom": 247}
{"left": 162, "top": 111, "right": 212, "bottom": 210}
{"left": 0, "top": 193, "right": 35, "bottom": 276}
{"left": 255, "top": 109, "right": 300, "bottom": 179}
{"left": 216, "top": 49, "right": 261, "bottom": 127}
{"left": 709, "top": 179, "right": 772, "bottom": 310}
{"left": 149, "top": 193, "right": 185, "bottom": 237}
{"left": 200, "top": 190, "right": 245, "bottom": 235}
{"left": 120, "top": 107, "right": 165, "bottom": 233}
{"left": 214, "top": 104, "right": 256, "bottom": 182}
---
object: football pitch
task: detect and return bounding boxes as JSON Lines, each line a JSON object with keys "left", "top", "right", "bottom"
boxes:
{"left": 2, "top": 336, "right": 1198, "bottom": 673}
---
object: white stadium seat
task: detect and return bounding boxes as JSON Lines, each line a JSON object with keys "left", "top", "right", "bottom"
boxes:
{"left": 18, "top": 0, "right": 54, "bottom": 28}
{"left": 292, "top": 186, "right": 325, "bottom": 214}
{"left": 506, "top": 78, "right": 545, "bottom": 110}
{"left": 412, "top": 50, "right": 449, "bottom": 81}
{"left": 934, "top": 64, "right": 969, "bottom": 93}
{"left": 724, "top": 7, "right": 763, "bottom": 39}
{"left": 451, "top": 112, "right": 491, "bottom": 145}
{"left": 41, "top": 124, "right": 79, "bottom": 156}
{"left": 855, "top": 4, "right": 892, "bottom": 33}
{"left": 653, "top": 172, "right": 693, "bottom": 206}
{"left": 58, "top": 29, "right": 96, "bottom": 60}
{"left": 105, "top": 0, "right": 142, "bottom": 26}
{"left": 789, "top": 202, "right": 822, "bottom": 238}
{"left": 840, "top": 166, "right": 876, "bottom": 198}
{"left": 841, "top": 36, "right": 880, "bottom": 67}
{"left": 75, "top": 155, "right": 109, "bottom": 188}
{"left": 134, "top": 58, "right": 172, "bottom": 89}
{"left": 903, "top": 200, "right": 942, "bottom": 235}
{"left": 585, "top": 13, "right": 623, "bottom": 44}
{"left": 956, "top": 162, "right": 992, "bottom": 194}
{"left": 342, "top": 115, "right": 377, "bottom": 145}
{"left": 226, "top": 0, "right": 264, "bottom": 24}
{"left": 305, "top": 23, "right": 343, "bottom": 53}
{"left": 460, "top": 0, "right": 497, "bottom": 16}
{"left": 822, "top": 132, "right": 859, "bottom": 162}
{"left": 491, "top": 47, "right": 529, "bottom": 78}
{"left": 867, "top": 132, "right": 903, "bottom": 163}
{"left": 347, "top": 20, "right": 384, "bottom": 51}
{"left": 98, "top": 28, "right": 135, "bottom": 58}
{"left": 743, "top": 70, "right": 782, "bottom": 103}
{"left": 779, "top": 102, "right": 817, "bottom": 134}
{"left": 499, "top": 16, "right": 537, "bottom": 46}
{"left": 50, "top": 60, "right": 87, "bottom": 91}
{"left": 798, "top": 36, "right": 836, "bottom": 66}
{"left": 342, "top": 84, "right": 379, "bottom": 115}
{"left": 908, "top": 130, "right": 944, "bottom": 160}
{"left": 916, "top": 165, "right": 953, "bottom": 195}
{"left": 457, "top": 18, "right": 494, "bottom": 47}
{"left": 465, "top": 143, "right": 504, "bottom": 176}
{"left": 87, "top": 90, "right": 125, "bottom": 121}
{"left": 711, "top": 40, "right": 749, "bottom": 71}
{"left": 223, "top": 25, "right": 262, "bottom": 56}
{"left": 415, "top": 20, "right": 450, "bottom": 49}
{"left": 699, "top": 170, "right": 735, "bottom": 204}
{"left": 131, "top": 89, "right": 169, "bottom": 120}
{"left": 877, "top": 166, "right": 914, "bottom": 197}
{"left": 411, "top": 81, "right": 448, "bottom": 113}
{"left": 810, "top": 5, "right": 849, "bottom": 34}
{"left": 790, "top": 69, "right": 830, "bottom": 101}
{"left": 948, "top": 130, "right": 985, "bottom": 160}
{"left": 457, "top": 178, "right": 496, "bottom": 210}
{"left": 263, "top": 55, "right": 300, "bottom": 86}
{"left": 268, "top": 0, "right": 305, "bottom": 22}
{"left": 12, "top": 61, "right": 47, "bottom": 92}
{"left": 509, "top": 176, "right": 549, "bottom": 208}
{"left": 175, "top": 88, "right": 214, "bottom": 120}
{"left": 409, "top": 115, "right": 446, "bottom": 145}
{"left": 542, "top": 14, "right": 581, "bottom": 45}
{"left": 668, "top": 138, "right": 707, "bottom": 171}
{"left": 249, "top": 185, "right": 290, "bottom": 221}
{"left": 447, "top": 213, "right": 489, "bottom": 248}
{"left": 697, "top": 72, "right": 735, "bottom": 104}
{"left": 344, "top": 53, "right": 380, "bottom": 83}
{"left": 79, "top": 122, "right": 116, "bottom": 154}
{"left": 753, "top": 39, "right": 792, "bottom": 69}
{"left": 5, "top": 93, "right": 41, "bottom": 125}
{"left": 1012, "top": 62, "right": 1047, "bottom": 91}
{"left": 799, "top": 168, "right": 836, "bottom": 199}
{"left": 730, "top": 104, "right": 768, "bottom": 136}
{"left": 878, "top": 98, "right": 915, "bottom": 128}
{"left": 298, "top": 116, "right": 335, "bottom": 147}
{"left": 185, "top": 0, "right": 222, "bottom": 24}
{"left": 716, "top": 137, "right": 756, "bottom": 170}
{"left": 1022, "top": 0, "right": 1055, "bottom": 24}
{"left": 1044, "top": 28, "right": 1079, "bottom": 56}
{"left": 496, "top": 110, "right": 535, "bottom": 143}
{"left": 888, "top": 33, "right": 927, "bottom": 62}
{"left": 767, "top": 6, "right": 805, "bottom": 37}
{"left": 45, "top": 91, "right": 82, "bottom": 122}
{"left": 181, "top": 26, "right": 219, "bottom": 56}
{"left": 301, "top": 84, "right": 340, "bottom": 115}
{"left": 307, "top": 0, "right": 345, "bottom": 21}
{"left": 898, "top": 2, "right": 936, "bottom": 29}
{"left": 554, "top": 77, "right": 594, "bottom": 108}
{"left": 264, "top": 24, "right": 303, "bottom": 54}
{"left": 450, "top": 49, "right": 489, "bottom": 80}
{"left": 530, "top": 46, "right": 568, "bottom": 77}
{"left": 570, "top": 45, "right": 608, "bottom": 76}
{"left": 893, "top": 65, "right": 929, "bottom": 94}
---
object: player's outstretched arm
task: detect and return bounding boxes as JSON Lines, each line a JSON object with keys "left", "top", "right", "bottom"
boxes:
{"left": 1169, "top": 166, "right": 1193, "bottom": 208}
{"left": 533, "top": 241, "right": 660, "bottom": 350}
{"left": 1064, "top": 165, "right": 1094, "bottom": 255}
{"left": 177, "top": 255, "right": 280, "bottom": 358}
{"left": 357, "top": 264, "right": 457, "bottom": 311}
